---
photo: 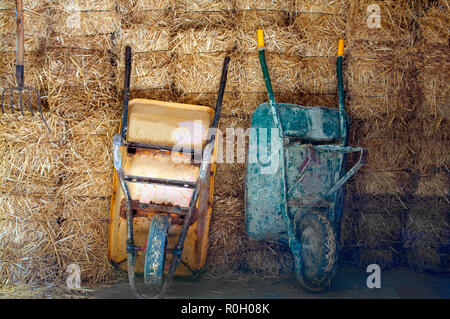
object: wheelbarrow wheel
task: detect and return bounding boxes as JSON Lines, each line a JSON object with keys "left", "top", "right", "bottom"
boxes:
{"left": 144, "top": 214, "right": 170, "bottom": 287}
{"left": 296, "top": 211, "right": 337, "bottom": 292}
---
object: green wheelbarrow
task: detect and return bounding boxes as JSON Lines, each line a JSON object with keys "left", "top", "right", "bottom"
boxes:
{"left": 245, "top": 30, "right": 367, "bottom": 292}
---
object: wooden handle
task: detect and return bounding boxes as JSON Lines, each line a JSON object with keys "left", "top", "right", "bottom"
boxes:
{"left": 16, "top": 0, "right": 24, "bottom": 66}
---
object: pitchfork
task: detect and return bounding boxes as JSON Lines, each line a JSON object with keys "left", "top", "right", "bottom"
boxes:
{"left": 1, "top": 0, "right": 50, "bottom": 131}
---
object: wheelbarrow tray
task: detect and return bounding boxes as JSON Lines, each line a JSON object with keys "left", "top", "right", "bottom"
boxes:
{"left": 245, "top": 102, "right": 347, "bottom": 242}
{"left": 108, "top": 98, "right": 218, "bottom": 275}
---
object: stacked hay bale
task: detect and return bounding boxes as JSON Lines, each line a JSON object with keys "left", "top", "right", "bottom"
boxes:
{"left": 0, "top": 114, "right": 66, "bottom": 286}
{"left": 115, "top": 0, "right": 173, "bottom": 98}
{"left": 43, "top": 0, "right": 119, "bottom": 283}
{"left": 341, "top": 0, "right": 420, "bottom": 268}
{"left": 404, "top": 1, "right": 449, "bottom": 272}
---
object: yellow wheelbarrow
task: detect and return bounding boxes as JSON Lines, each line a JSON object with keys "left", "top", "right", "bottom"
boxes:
{"left": 108, "top": 46, "right": 230, "bottom": 297}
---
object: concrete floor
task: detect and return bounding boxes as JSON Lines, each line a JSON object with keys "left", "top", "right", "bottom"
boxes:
{"left": 93, "top": 267, "right": 450, "bottom": 299}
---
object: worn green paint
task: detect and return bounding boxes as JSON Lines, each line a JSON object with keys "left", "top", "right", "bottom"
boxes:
{"left": 245, "top": 46, "right": 366, "bottom": 283}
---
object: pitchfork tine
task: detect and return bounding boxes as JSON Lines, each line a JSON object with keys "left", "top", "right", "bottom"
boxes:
{"left": 33, "top": 87, "right": 50, "bottom": 131}
{"left": 27, "top": 91, "right": 34, "bottom": 116}
{"left": 18, "top": 90, "right": 24, "bottom": 115}
{"left": 1, "top": 88, "right": 7, "bottom": 113}
{"left": 9, "top": 88, "right": 14, "bottom": 114}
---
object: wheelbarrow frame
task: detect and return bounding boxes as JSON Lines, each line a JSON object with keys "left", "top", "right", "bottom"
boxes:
{"left": 245, "top": 32, "right": 367, "bottom": 290}
{"left": 111, "top": 46, "right": 230, "bottom": 297}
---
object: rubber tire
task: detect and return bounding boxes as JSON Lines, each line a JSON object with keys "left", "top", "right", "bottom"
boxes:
{"left": 296, "top": 211, "right": 337, "bottom": 292}
{"left": 144, "top": 214, "right": 170, "bottom": 287}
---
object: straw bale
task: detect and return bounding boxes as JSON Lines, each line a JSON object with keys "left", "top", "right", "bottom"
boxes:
{"left": 120, "top": 9, "right": 170, "bottom": 28}
{"left": 63, "top": 108, "right": 120, "bottom": 138}
{"left": 58, "top": 172, "right": 113, "bottom": 198}
{"left": 405, "top": 200, "right": 449, "bottom": 271}
{"left": 63, "top": 118, "right": 117, "bottom": 175}
{"left": 176, "top": 92, "right": 239, "bottom": 115}
{"left": 116, "top": 26, "right": 170, "bottom": 53}
{"left": 0, "top": 194, "right": 61, "bottom": 286}
{"left": 0, "top": 51, "right": 45, "bottom": 90}
{"left": 51, "top": 10, "right": 120, "bottom": 36}
{"left": 47, "top": 85, "right": 117, "bottom": 113}
{"left": 236, "top": 26, "right": 302, "bottom": 55}
{"left": 173, "top": 27, "right": 236, "bottom": 54}
{"left": 362, "top": 136, "right": 414, "bottom": 171}
{"left": 206, "top": 196, "right": 245, "bottom": 273}
{"left": 292, "top": 0, "right": 348, "bottom": 14}
{"left": 298, "top": 56, "right": 337, "bottom": 95}
{"left": 0, "top": 31, "right": 46, "bottom": 52}
{"left": 411, "top": 133, "right": 449, "bottom": 174}
{"left": 47, "top": 33, "right": 113, "bottom": 51}
{"left": 175, "top": 0, "right": 234, "bottom": 11}
{"left": 55, "top": 0, "right": 116, "bottom": 11}
{"left": 173, "top": 0, "right": 234, "bottom": 29}
{"left": 60, "top": 196, "right": 110, "bottom": 221}
{"left": 175, "top": 52, "right": 239, "bottom": 94}
{"left": 0, "top": 218, "right": 59, "bottom": 286}
{"left": 414, "top": 173, "right": 449, "bottom": 197}
{"left": 346, "top": 43, "right": 416, "bottom": 97}
{"left": 236, "top": 9, "right": 290, "bottom": 30}
{"left": 346, "top": 0, "right": 416, "bottom": 45}
{"left": 236, "top": 0, "right": 290, "bottom": 11}
{"left": 117, "top": 51, "right": 173, "bottom": 90}
{"left": 116, "top": 0, "right": 172, "bottom": 12}
{"left": 241, "top": 239, "right": 293, "bottom": 274}
{"left": 0, "top": 113, "right": 66, "bottom": 196}
{"left": 215, "top": 163, "right": 246, "bottom": 197}
{"left": 46, "top": 48, "right": 114, "bottom": 88}
{"left": 0, "top": 0, "right": 50, "bottom": 11}
{"left": 356, "top": 212, "right": 403, "bottom": 250}
{"left": 237, "top": 53, "right": 301, "bottom": 93}
{"left": 55, "top": 218, "right": 117, "bottom": 284}
{"left": 347, "top": 95, "right": 414, "bottom": 122}
{"left": 293, "top": 13, "right": 346, "bottom": 57}
{"left": 418, "top": 4, "right": 449, "bottom": 47}
{"left": 63, "top": 135, "right": 114, "bottom": 174}
{"left": 0, "top": 8, "right": 50, "bottom": 37}
{"left": 354, "top": 170, "right": 411, "bottom": 196}
{"left": 417, "top": 46, "right": 450, "bottom": 119}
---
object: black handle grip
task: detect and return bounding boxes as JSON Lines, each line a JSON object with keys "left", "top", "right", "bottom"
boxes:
{"left": 209, "top": 56, "right": 230, "bottom": 143}
{"left": 120, "top": 46, "right": 132, "bottom": 139}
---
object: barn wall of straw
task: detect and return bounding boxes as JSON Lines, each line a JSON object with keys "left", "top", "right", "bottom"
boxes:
{"left": 0, "top": 0, "right": 449, "bottom": 289}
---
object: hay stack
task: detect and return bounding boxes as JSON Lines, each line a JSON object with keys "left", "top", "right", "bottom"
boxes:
{"left": 206, "top": 196, "right": 246, "bottom": 274}
{"left": 116, "top": 24, "right": 172, "bottom": 92}
{"left": 175, "top": 52, "right": 239, "bottom": 94}
{"left": 292, "top": 0, "right": 348, "bottom": 15}
{"left": 417, "top": 2, "right": 449, "bottom": 47}
{"left": 416, "top": 45, "right": 449, "bottom": 121}
{"left": 346, "top": 0, "right": 416, "bottom": 45}
{"left": 293, "top": 13, "right": 346, "bottom": 57}
{"left": 0, "top": 195, "right": 60, "bottom": 286}
{"left": 45, "top": 47, "right": 115, "bottom": 113}
{"left": 55, "top": 196, "right": 116, "bottom": 284}
{"left": 46, "top": 2, "right": 118, "bottom": 51}
{"left": 404, "top": 199, "right": 450, "bottom": 271}
{"left": 0, "top": 113, "right": 66, "bottom": 196}
{"left": 173, "top": 0, "right": 234, "bottom": 30}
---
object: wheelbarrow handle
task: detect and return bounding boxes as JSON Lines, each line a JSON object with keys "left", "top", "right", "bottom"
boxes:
{"left": 316, "top": 145, "right": 367, "bottom": 196}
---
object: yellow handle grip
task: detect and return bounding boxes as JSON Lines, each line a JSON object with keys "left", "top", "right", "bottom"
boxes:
{"left": 337, "top": 39, "right": 344, "bottom": 57}
{"left": 257, "top": 29, "right": 264, "bottom": 48}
